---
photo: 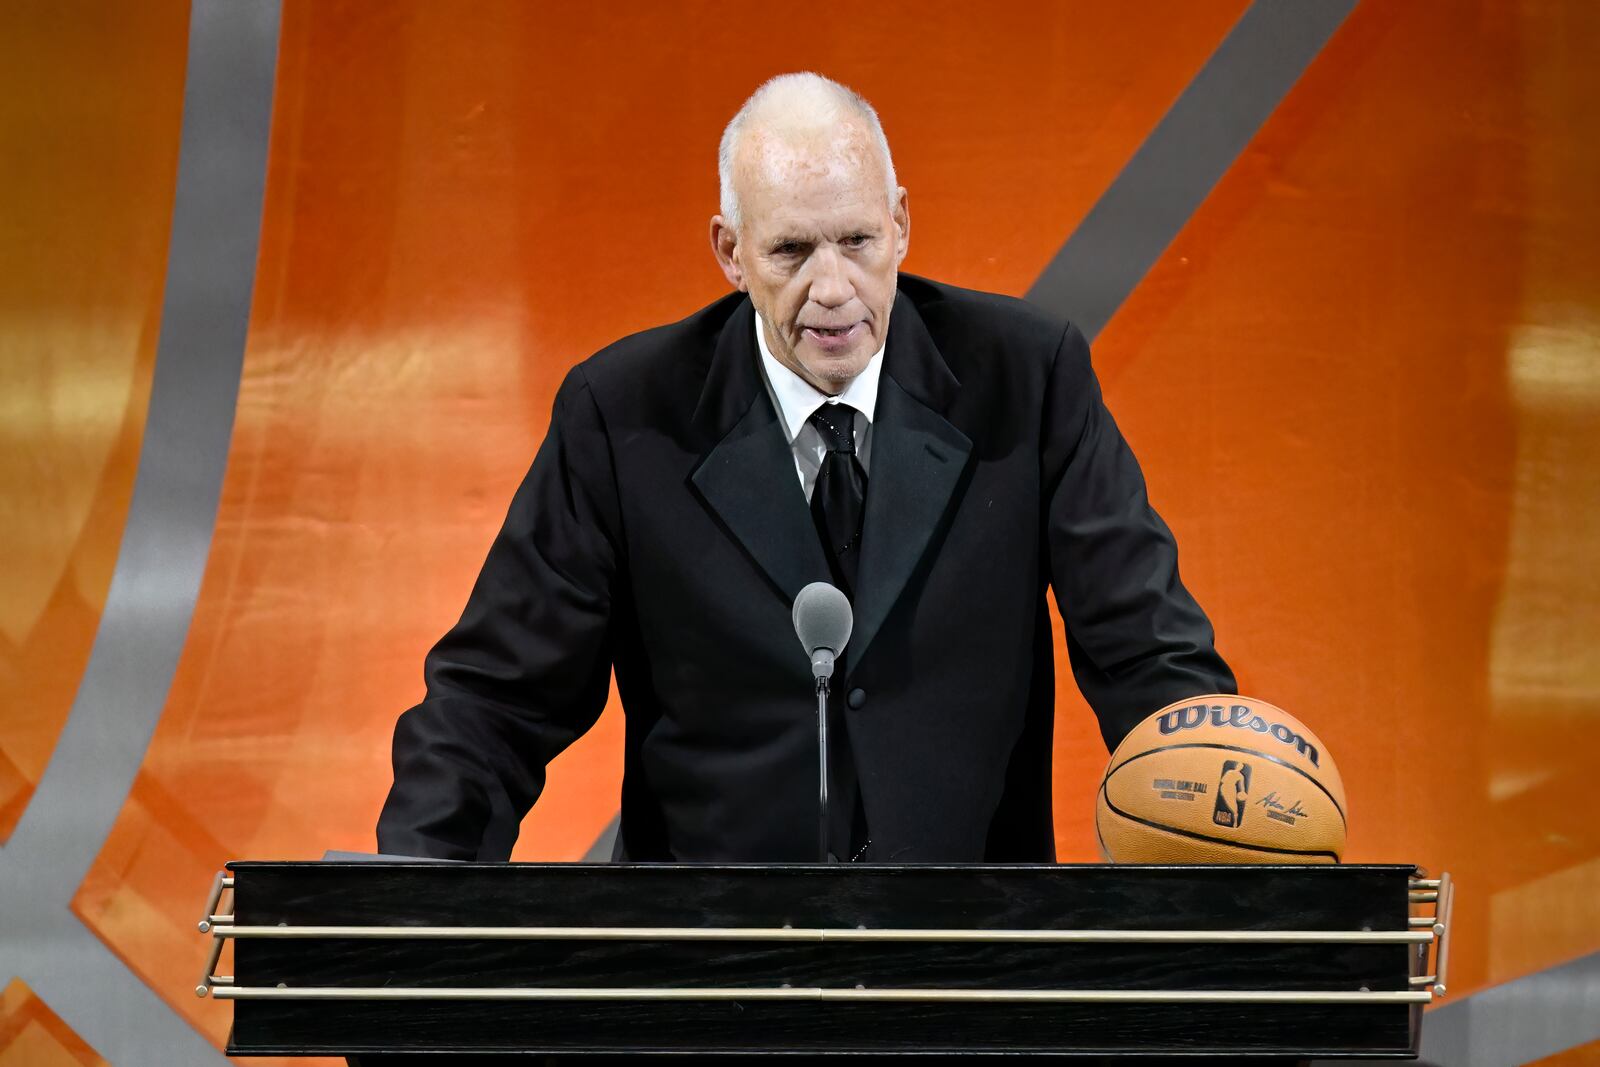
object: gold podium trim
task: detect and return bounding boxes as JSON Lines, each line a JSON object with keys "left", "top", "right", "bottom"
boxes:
{"left": 195, "top": 867, "right": 1453, "bottom": 1004}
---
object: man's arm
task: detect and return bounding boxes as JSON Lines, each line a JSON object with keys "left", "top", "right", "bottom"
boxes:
{"left": 376, "top": 367, "right": 620, "bottom": 860}
{"left": 1041, "top": 323, "right": 1236, "bottom": 751}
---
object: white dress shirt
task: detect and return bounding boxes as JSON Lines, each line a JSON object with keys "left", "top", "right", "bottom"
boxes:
{"left": 754, "top": 315, "right": 884, "bottom": 502}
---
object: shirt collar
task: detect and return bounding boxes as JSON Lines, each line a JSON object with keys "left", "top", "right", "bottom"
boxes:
{"left": 754, "top": 313, "right": 885, "bottom": 444}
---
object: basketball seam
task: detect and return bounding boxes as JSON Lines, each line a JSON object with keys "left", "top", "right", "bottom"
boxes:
{"left": 1092, "top": 796, "right": 1111, "bottom": 862}
{"left": 1098, "top": 784, "right": 1343, "bottom": 863}
{"left": 1106, "top": 741, "right": 1349, "bottom": 830}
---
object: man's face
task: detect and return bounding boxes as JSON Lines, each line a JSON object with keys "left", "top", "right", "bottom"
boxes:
{"left": 712, "top": 121, "right": 909, "bottom": 395}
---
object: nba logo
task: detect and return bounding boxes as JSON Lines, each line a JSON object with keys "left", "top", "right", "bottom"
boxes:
{"left": 1213, "top": 760, "right": 1252, "bottom": 828}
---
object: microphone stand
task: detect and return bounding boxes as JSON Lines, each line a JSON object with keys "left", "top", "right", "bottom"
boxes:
{"left": 792, "top": 581, "right": 850, "bottom": 866}
{"left": 811, "top": 650, "right": 836, "bottom": 864}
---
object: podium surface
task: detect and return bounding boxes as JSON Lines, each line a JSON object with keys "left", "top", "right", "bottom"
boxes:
{"left": 198, "top": 862, "right": 1451, "bottom": 1058}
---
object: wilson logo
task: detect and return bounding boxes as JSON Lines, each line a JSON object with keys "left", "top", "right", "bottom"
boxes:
{"left": 1157, "top": 704, "right": 1321, "bottom": 767}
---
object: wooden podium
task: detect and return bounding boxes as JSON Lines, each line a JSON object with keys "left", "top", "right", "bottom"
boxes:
{"left": 197, "top": 862, "right": 1452, "bottom": 1059}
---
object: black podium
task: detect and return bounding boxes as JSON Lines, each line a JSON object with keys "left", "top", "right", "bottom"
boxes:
{"left": 197, "top": 862, "right": 1452, "bottom": 1059}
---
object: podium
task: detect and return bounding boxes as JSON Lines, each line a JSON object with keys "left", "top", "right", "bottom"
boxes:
{"left": 197, "top": 862, "right": 1452, "bottom": 1058}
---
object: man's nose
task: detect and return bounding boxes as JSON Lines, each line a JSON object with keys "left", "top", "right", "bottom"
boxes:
{"left": 806, "top": 247, "right": 854, "bottom": 308}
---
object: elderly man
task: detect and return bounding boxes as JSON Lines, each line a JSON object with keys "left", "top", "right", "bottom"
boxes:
{"left": 377, "top": 73, "right": 1234, "bottom": 864}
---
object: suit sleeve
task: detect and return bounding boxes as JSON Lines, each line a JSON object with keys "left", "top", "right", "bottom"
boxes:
{"left": 1041, "top": 323, "right": 1236, "bottom": 751}
{"left": 376, "top": 366, "right": 620, "bottom": 860}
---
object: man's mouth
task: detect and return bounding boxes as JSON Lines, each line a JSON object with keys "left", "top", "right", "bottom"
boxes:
{"left": 802, "top": 322, "right": 863, "bottom": 352}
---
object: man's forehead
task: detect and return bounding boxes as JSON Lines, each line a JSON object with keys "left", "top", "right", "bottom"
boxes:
{"left": 739, "top": 119, "right": 881, "bottom": 191}
{"left": 744, "top": 185, "right": 884, "bottom": 243}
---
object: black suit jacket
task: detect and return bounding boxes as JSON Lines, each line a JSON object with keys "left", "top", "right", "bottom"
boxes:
{"left": 377, "top": 275, "right": 1234, "bottom": 863}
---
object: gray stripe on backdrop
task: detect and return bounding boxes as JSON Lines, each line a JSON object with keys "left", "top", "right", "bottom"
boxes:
{"left": 1408, "top": 949, "right": 1600, "bottom": 1067}
{"left": 1025, "top": 0, "right": 1358, "bottom": 340}
{"left": 584, "top": 813, "right": 622, "bottom": 861}
{"left": 0, "top": 0, "right": 280, "bottom": 1062}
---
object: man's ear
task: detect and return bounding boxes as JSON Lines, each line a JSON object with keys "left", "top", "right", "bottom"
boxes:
{"left": 892, "top": 187, "right": 910, "bottom": 267}
{"left": 710, "top": 216, "right": 746, "bottom": 291}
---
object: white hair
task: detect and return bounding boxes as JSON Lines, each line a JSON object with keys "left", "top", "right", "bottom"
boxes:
{"left": 718, "top": 72, "right": 898, "bottom": 231}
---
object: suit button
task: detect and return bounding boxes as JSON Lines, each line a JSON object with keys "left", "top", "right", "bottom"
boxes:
{"left": 847, "top": 688, "right": 867, "bottom": 710}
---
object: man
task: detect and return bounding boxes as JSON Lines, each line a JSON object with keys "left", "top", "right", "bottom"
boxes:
{"left": 377, "top": 73, "right": 1234, "bottom": 864}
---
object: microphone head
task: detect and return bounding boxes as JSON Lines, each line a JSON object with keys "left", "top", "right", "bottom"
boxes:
{"left": 792, "top": 581, "right": 853, "bottom": 656}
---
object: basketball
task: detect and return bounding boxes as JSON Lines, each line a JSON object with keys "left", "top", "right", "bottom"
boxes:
{"left": 1095, "top": 695, "right": 1347, "bottom": 863}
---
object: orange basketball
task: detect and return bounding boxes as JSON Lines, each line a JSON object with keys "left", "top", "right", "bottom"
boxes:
{"left": 1095, "top": 694, "right": 1347, "bottom": 863}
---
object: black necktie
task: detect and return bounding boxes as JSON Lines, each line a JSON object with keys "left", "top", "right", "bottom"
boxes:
{"left": 808, "top": 402, "right": 867, "bottom": 597}
{"left": 807, "top": 401, "right": 870, "bottom": 860}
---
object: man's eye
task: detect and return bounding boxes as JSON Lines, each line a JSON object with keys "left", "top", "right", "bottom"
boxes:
{"left": 843, "top": 234, "right": 871, "bottom": 249}
{"left": 773, "top": 242, "right": 803, "bottom": 256}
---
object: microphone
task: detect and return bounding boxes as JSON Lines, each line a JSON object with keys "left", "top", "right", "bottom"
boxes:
{"left": 792, "top": 581, "right": 853, "bottom": 687}
{"left": 792, "top": 581, "right": 852, "bottom": 863}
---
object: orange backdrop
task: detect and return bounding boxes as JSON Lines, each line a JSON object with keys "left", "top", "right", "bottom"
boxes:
{"left": 4, "top": 1, "right": 1597, "bottom": 1062}
{"left": 0, "top": 0, "right": 188, "bottom": 842}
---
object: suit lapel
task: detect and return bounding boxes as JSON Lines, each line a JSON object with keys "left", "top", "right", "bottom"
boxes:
{"left": 851, "top": 296, "right": 973, "bottom": 665}
{"left": 690, "top": 300, "right": 832, "bottom": 603}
